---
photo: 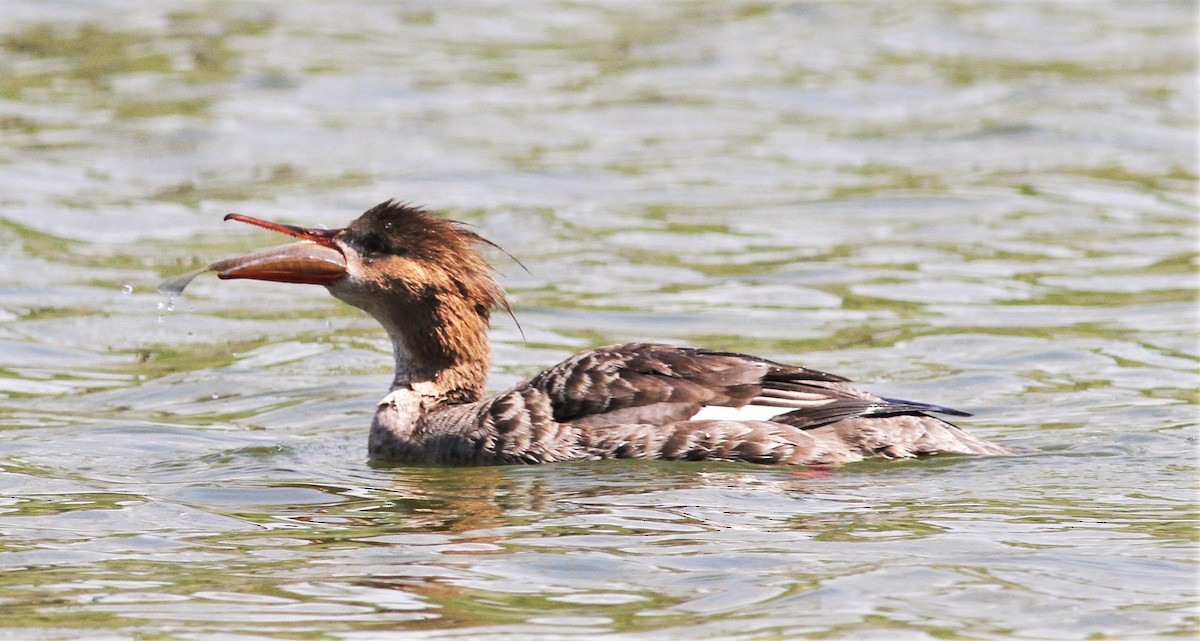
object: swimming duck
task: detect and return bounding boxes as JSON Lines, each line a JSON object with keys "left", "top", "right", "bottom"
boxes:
{"left": 172, "top": 200, "right": 1012, "bottom": 465}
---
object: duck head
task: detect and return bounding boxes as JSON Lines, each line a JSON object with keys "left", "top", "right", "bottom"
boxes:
{"left": 210, "top": 200, "right": 508, "bottom": 402}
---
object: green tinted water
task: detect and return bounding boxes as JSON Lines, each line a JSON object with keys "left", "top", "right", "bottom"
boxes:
{"left": 0, "top": 2, "right": 1195, "bottom": 639}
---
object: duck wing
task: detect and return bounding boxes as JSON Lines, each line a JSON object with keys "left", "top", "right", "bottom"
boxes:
{"left": 521, "top": 342, "right": 849, "bottom": 427}
{"left": 758, "top": 380, "right": 972, "bottom": 430}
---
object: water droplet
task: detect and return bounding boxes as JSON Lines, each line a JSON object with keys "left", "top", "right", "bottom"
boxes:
{"left": 156, "top": 302, "right": 165, "bottom": 311}
{"left": 121, "top": 284, "right": 133, "bottom": 295}
{"left": 165, "top": 300, "right": 175, "bottom": 312}
{"left": 211, "top": 393, "right": 220, "bottom": 400}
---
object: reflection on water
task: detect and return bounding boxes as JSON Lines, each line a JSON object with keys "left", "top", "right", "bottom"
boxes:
{"left": 0, "top": 1, "right": 1196, "bottom": 639}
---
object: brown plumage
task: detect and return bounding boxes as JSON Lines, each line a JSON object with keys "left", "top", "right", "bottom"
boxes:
{"left": 192, "top": 200, "right": 1013, "bottom": 466}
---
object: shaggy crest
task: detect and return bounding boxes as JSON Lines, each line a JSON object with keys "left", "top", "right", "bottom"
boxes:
{"left": 343, "top": 200, "right": 510, "bottom": 317}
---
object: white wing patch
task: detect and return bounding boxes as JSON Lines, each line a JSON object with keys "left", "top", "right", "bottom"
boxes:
{"left": 690, "top": 404, "right": 790, "bottom": 422}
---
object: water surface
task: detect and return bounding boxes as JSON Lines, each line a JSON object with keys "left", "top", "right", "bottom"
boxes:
{"left": 0, "top": 2, "right": 1196, "bottom": 639}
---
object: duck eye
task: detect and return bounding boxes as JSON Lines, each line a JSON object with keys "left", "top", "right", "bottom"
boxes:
{"left": 361, "top": 235, "right": 385, "bottom": 254}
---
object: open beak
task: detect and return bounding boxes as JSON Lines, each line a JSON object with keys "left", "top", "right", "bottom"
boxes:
{"left": 210, "top": 214, "right": 347, "bottom": 285}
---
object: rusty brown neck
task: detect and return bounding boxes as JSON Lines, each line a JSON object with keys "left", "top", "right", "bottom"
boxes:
{"left": 377, "top": 291, "right": 492, "bottom": 407}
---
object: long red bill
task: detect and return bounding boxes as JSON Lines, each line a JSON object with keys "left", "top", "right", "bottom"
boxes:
{"left": 223, "top": 213, "right": 340, "bottom": 245}
{"left": 159, "top": 214, "right": 348, "bottom": 295}
{"left": 213, "top": 213, "right": 346, "bottom": 284}
{"left": 209, "top": 241, "right": 346, "bottom": 284}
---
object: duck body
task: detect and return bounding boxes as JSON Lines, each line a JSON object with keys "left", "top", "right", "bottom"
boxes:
{"left": 189, "top": 201, "right": 1012, "bottom": 466}
{"left": 371, "top": 342, "right": 1010, "bottom": 465}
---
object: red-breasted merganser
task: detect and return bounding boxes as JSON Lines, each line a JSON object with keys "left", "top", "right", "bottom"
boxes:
{"left": 169, "top": 201, "right": 1012, "bottom": 465}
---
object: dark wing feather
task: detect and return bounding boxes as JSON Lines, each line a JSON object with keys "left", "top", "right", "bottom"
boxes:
{"left": 522, "top": 343, "right": 844, "bottom": 426}
{"left": 878, "top": 397, "right": 972, "bottom": 417}
{"left": 766, "top": 381, "right": 973, "bottom": 430}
